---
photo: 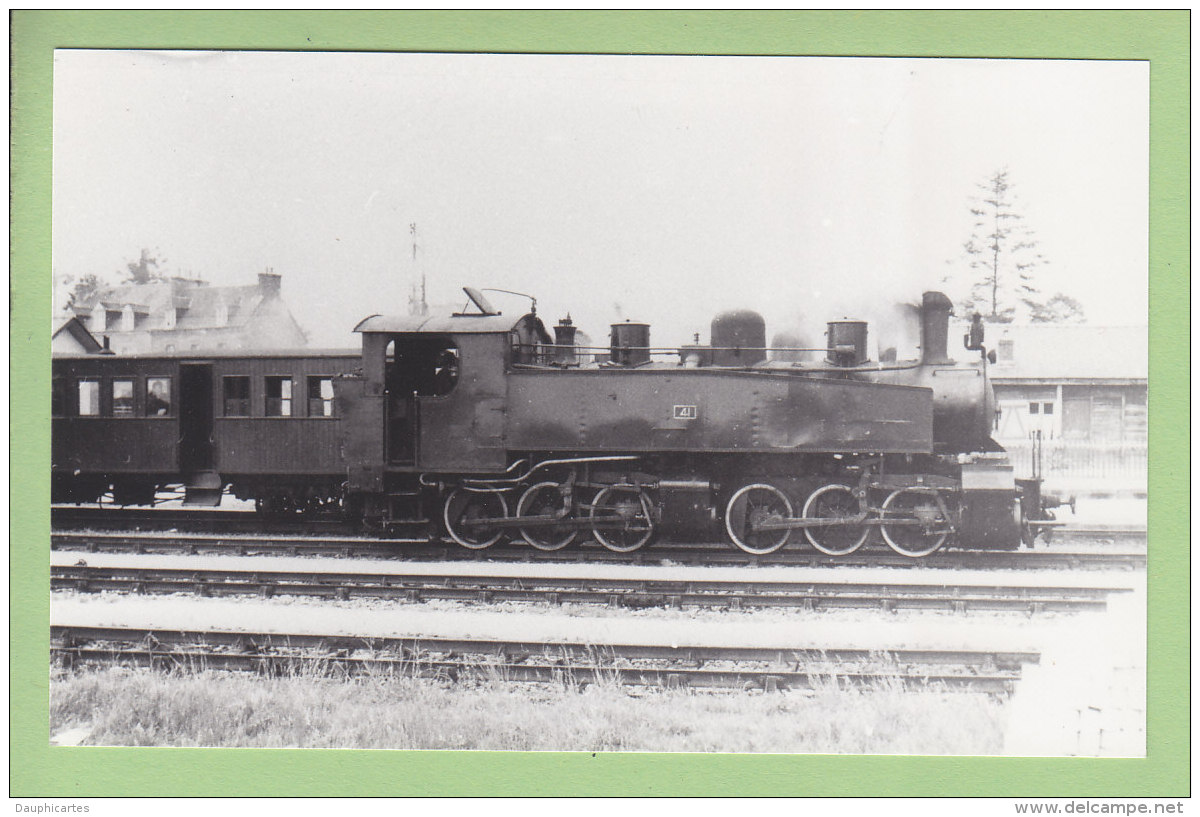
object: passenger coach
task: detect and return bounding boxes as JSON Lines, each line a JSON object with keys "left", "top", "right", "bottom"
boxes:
{"left": 52, "top": 350, "right": 359, "bottom": 511}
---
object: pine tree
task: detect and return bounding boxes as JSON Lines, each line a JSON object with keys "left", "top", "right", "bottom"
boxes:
{"left": 1029, "top": 292, "right": 1086, "bottom": 323}
{"left": 121, "top": 248, "right": 168, "bottom": 284}
{"left": 956, "top": 170, "right": 1048, "bottom": 323}
{"left": 64, "top": 273, "right": 106, "bottom": 310}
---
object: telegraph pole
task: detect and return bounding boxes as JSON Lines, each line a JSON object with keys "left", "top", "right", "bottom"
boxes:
{"left": 408, "top": 222, "right": 428, "bottom": 316}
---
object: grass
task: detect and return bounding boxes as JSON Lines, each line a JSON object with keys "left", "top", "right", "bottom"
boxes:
{"left": 50, "top": 663, "right": 1007, "bottom": 753}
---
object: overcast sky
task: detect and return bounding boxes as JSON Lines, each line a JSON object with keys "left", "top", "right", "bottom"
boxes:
{"left": 52, "top": 51, "right": 1148, "bottom": 349}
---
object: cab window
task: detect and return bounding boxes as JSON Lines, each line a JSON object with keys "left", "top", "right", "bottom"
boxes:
{"left": 429, "top": 349, "right": 459, "bottom": 396}
{"left": 384, "top": 336, "right": 460, "bottom": 398}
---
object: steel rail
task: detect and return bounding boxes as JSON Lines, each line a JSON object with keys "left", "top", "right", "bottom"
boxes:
{"left": 51, "top": 507, "right": 1146, "bottom": 542}
{"left": 51, "top": 564, "right": 1129, "bottom": 613}
{"left": 52, "top": 648, "right": 1022, "bottom": 694}
{"left": 50, "top": 625, "right": 1038, "bottom": 693}
{"left": 51, "top": 531, "right": 1148, "bottom": 572}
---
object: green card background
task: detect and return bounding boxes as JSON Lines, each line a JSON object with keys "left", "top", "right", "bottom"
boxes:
{"left": 10, "top": 11, "right": 1189, "bottom": 797}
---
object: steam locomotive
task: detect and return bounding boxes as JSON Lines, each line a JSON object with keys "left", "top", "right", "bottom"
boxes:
{"left": 52, "top": 287, "right": 1059, "bottom": 556}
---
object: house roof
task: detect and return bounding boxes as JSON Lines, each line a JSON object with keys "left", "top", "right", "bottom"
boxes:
{"left": 72, "top": 278, "right": 273, "bottom": 332}
{"left": 52, "top": 316, "right": 103, "bottom": 352}
{"left": 53, "top": 347, "right": 359, "bottom": 360}
{"left": 977, "top": 323, "right": 1148, "bottom": 381}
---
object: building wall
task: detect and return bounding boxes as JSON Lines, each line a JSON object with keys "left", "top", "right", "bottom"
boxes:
{"left": 150, "top": 327, "right": 245, "bottom": 353}
{"left": 52, "top": 331, "right": 95, "bottom": 355}
{"left": 993, "top": 382, "right": 1147, "bottom": 444}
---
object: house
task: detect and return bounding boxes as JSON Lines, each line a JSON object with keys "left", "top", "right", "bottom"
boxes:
{"left": 51, "top": 316, "right": 104, "bottom": 354}
{"left": 982, "top": 324, "right": 1148, "bottom": 445}
{"left": 969, "top": 322, "right": 1147, "bottom": 495}
{"left": 66, "top": 271, "right": 308, "bottom": 354}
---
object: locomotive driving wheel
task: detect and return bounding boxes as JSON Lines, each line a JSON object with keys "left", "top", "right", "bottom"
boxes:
{"left": 879, "top": 487, "right": 951, "bottom": 557}
{"left": 516, "top": 481, "right": 578, "bottom": 551}
{"left": 724, "top": 483, "right": 793, "bottom": 555}
{"left": 802, "top": 484, "right": 869, "bottom": 556}
{"left": 589, "top": 485, "right": 655, "bottom": 553}
{"left": 442, "top": 488, "right": 508, "bottom": 550}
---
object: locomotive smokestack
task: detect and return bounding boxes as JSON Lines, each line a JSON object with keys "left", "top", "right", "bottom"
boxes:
{"left": 920, "top": 291, "right": 953, "bottom": 364}
{"left": 553, "top": 314, "right": 578, "bottom": 364}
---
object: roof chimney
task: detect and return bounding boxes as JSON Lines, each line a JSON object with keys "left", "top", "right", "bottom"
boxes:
{"left": 258, "top": 269, "right": 281, "bottom": 296}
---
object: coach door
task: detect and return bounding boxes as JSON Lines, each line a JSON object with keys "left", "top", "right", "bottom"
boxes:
{"left": 179, "top": 364, "right": 215, "bottom": 474}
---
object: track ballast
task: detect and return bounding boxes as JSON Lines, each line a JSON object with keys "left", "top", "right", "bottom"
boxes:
{"left": 51, "top": 625, "right": 1039, "bottom": 695}
{"left": 51, "top": 529, "right": 1148, "bottom": 572}
{"left": 52, "top": 562, "right": 1131, "bottom": 615}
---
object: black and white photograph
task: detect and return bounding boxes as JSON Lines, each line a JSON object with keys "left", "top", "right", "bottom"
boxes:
{"left": 49, "top": 49, "right": 1148, "bottom": 758}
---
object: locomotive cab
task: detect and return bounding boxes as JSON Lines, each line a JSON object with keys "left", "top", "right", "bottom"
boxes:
{"left": 344, "top": 305, "right": 548, "bottom": 487}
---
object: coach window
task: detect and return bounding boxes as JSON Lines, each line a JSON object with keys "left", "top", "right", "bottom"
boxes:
{"left": 308, "top": 377, "right": 334, "bottom": 417}
{"left": 223, "top": 376, "right": 250, "bottom": 417}
{"left": 146, "top": 378, "right": 171, "bottom": 416}
{"left": 112, "top": 379, "right": 135, "bottom": 417}
{"left": 77, "top": 380, "right": 100, "bottom": 417}
{"left": 265, "top": 376, "right": 293, "bottom": 417}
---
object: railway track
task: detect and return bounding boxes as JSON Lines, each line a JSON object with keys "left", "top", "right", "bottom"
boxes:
{"left": 51, "top": 530, "right": 1148, "bottom": 572}
{"left": 51, "top": 562, "right": 1130, "bottom": 614}
{"left": 51, "top": 506, "right": 1148, "bottom": 545}
{"left": 50, "top": 624, "right": 1039, "bottom": 694}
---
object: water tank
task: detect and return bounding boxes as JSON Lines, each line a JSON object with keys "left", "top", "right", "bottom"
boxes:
{"left": 711, "top": 310, "right": 766, "bottom": 366}
{"left": 610, "top": 320, "right": 650, "bottom": 365}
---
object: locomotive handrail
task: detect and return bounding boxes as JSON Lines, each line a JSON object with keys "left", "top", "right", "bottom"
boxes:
{"left": 510, "top": 343, "right": 931, "bottom": 373}
{"left": 418, "top": 458, "right": 530, "bottom": 489}
{"left": 459, "top": 455, "right": 640, "bottom": 488}
{"left": 515, "top": 342, "right": 830, "bottom": 356}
